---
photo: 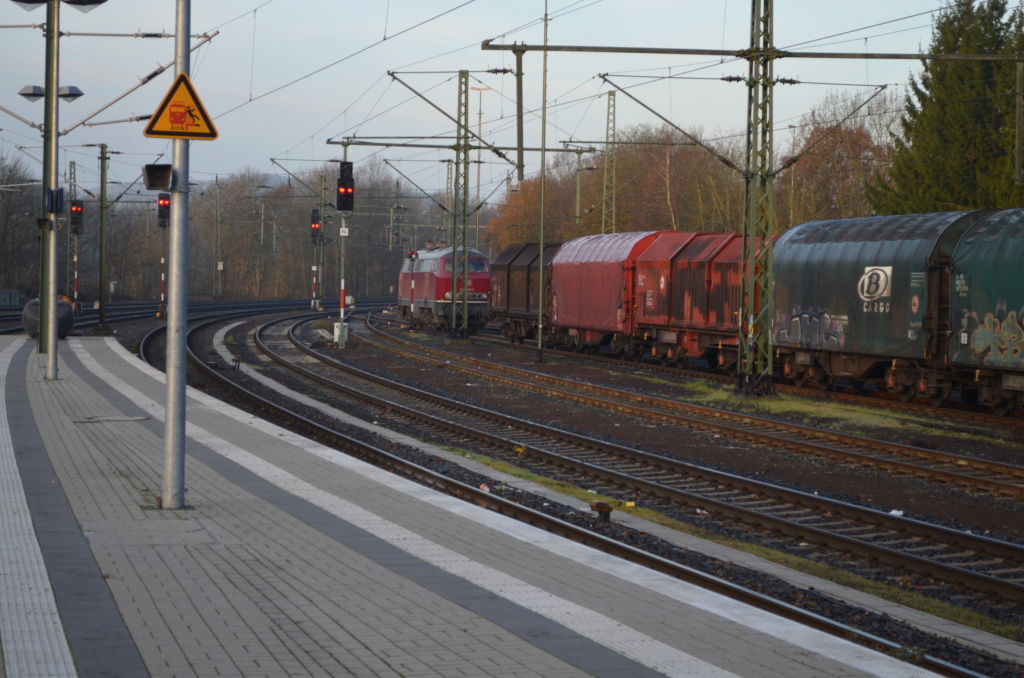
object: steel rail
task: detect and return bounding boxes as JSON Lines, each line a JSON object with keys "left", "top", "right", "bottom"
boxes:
{"left": 370, "top": 315, "right": 1024, "bottom": 497}
{"left": 259, "top": 315, "right": 1024, "bottom": 603}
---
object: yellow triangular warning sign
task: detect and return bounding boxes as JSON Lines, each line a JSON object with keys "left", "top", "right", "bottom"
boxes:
{"left": 144, "top": 73, "right": 218, "bottom": 140}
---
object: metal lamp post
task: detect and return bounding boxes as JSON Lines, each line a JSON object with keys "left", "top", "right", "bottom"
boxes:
{"left": 12, "top": 0, "right": 107, "bottom": 380}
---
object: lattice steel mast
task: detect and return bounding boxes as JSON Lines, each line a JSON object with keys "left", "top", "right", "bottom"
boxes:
{"left": 739, "top": 0, "right": 776, "bottom": 395}
{"left": 451, "top": 70, "right": 472, "bottom": 338}
{"left": 601, "top": 92, "right": 617, "bottom": 234}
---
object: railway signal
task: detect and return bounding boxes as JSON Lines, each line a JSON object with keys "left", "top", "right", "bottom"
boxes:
{"left": 337, "top": 161, "right": 354, "bottom": 212}
{"left": 311, "top": 208, "right": 321, "bottom": 244}
{"left": 69, "top": 200, "right": 83, "bottom": 234}
{"left": 157, "top": 193, "right": 171, "bottom": 228}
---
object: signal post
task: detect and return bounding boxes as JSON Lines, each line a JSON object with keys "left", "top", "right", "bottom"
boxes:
{"left": 336, "top": 161, "right": 354, "bottom": 348}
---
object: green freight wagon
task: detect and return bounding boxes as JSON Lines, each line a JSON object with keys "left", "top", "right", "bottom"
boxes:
{"left": 948, "top": 209, "right": 1024, "bottom": 412}
{"left": 772, "top": 211, "right": 982, "bottom": 401}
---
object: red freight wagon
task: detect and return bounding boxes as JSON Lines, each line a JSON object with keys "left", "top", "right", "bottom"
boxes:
{"left": 669, "top": 233, "right": 737, "bottom": 329}
{"left": 632, "top": 232, "right": 739, "bottom": 365}
{"left": 704, "top": 235, "right": 771, "bottom": 371}
{"left": 635, "top": 231, "right": 701, "bottom": 327}
{"left": 491, "top": 231, "right": 769, "bottom": 373}
{"left": 706, "top": 235, "right": 748, "bottom": 331}
{"left": 549, "top": 231, "right": 660, "bottom": 350}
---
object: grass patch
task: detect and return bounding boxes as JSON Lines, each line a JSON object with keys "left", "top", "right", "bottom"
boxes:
{"left": 461, "top": 451, "right": 1023, "bottom": 641}
{"left": 641, "top": 376, "right": 1022, "bottom": 450}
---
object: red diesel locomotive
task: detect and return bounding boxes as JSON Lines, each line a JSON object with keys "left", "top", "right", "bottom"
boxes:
{"left": 397, "top": 245, "right": 491, "bottom": 330}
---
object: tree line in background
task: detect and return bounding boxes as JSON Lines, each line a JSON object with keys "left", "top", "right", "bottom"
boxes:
{"left": 485, "top": 87, "right": 901, "bottom": 254}
{"left": 488, "top": 0, "right": 1024, "bottom": 251}
{"left": 0, "top": 154, "right": 478, "bottom": 304}
{"left": 2, "top": 1, "right": 1022, "bottom": 303}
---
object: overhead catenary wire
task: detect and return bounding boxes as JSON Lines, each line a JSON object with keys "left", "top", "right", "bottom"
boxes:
{"left": 277, "top": 1, "right": 604, "bottom": 164}
{"left": 0, "top": 2, "right": 985, "bottom": 201}
{"left": 215, "top": 1, "right": 483, "bottom": 121}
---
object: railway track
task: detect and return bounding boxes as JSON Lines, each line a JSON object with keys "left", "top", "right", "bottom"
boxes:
{"left": 172, "top": 312, "right": 1020, "bottom": 678}
{"left": 368, "top": 313, "right": 1024, "bottom": 500}
{"left": 473, "top": 325, "right": 1024, "bottom": 424}
{"left": 248, "top": 314, "right": 1024, "bottom": 607}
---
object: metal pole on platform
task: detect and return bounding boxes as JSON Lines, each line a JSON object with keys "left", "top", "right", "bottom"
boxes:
{"left": 13, "top": 0, "right": 107, "bottom": 375}
{"left": 162, "top": 0, "right": 190, "bottom": 510}
{"left": 41, "top": 0, "right": 60, "bottom": 378}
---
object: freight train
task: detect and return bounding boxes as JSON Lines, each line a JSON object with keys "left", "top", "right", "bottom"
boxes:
{"left": 397, "top": 244, "right": 491, "bottom": 330}
{"left": 488, "top": 209, "right": 1024, "bottom": 413}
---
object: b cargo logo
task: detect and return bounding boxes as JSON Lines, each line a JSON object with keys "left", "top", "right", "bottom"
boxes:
{"left": 858, "top": 266, "right": 892, "bottom": 313}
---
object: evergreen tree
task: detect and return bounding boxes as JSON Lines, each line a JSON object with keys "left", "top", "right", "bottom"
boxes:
{"left": 867, "top": 0, "right": 1024, "bottom": 214}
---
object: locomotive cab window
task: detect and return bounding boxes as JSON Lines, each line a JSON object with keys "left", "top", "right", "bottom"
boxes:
{"left": 443, "top": 259, "right": 489, "bottom": 273}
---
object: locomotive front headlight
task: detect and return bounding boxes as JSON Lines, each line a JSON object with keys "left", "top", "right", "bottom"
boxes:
{"left": 444, "top": 292, "right": 452, "bottom": 300}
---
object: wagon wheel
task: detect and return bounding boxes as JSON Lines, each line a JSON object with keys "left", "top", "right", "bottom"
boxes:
{"left": 791, "top": 373, "right": 808, "bottom": 388}
{"left": 897, "top": 389, "right": 916, "bottom": 403}
{"left": 991, "top": 398, "right": 1013, "bottom": 417}
{"left": 928, "top": 384, "right": 952, "bottom": 407}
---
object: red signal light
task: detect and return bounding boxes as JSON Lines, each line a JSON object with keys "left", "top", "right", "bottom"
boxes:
{"left": 69, "top": 199, "right": 84, "bottom": 233}
{"left": 157, "top": 192, "right": 171, "bottom": 228}
{"left": 310, "top": 208, "right": 322, "bottom": 243}
{"left": 337, "top": 162, "right": 355, "bottom": 211}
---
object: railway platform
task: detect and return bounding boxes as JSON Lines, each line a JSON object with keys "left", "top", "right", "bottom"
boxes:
{"left": 0, "top": 333, "right": 1004, "bottom": 677}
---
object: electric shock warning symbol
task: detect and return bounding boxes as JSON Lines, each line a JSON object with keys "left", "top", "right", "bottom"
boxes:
{"left": 144, "top": 73, "right": 218, "bottom": 140}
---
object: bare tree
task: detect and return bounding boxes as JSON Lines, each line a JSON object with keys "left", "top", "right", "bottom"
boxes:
{"left": 0, "top": 151, "right": 40, "bottom": 299}
{"left": 777, "top": 89, "right": 898, "bottom": 230}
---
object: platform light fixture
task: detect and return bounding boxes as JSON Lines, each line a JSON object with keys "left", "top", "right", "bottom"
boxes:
{"left": 10, "top": 0, "right": 109, "bottom": 380}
